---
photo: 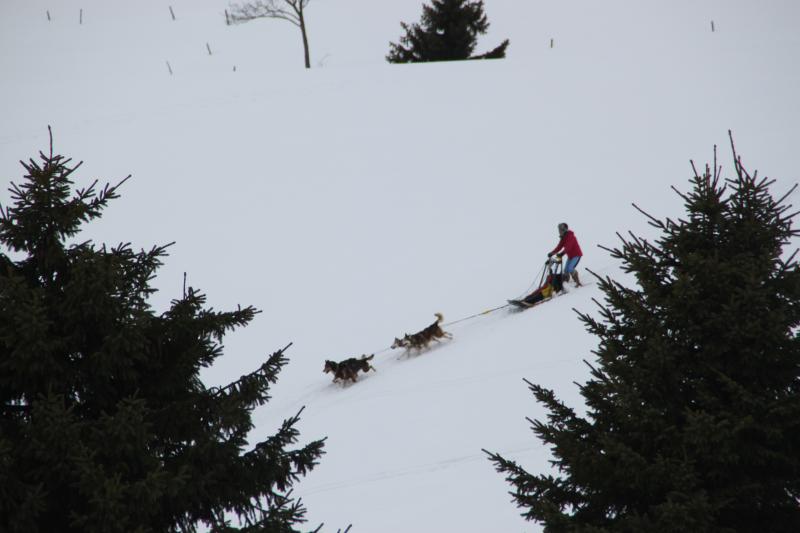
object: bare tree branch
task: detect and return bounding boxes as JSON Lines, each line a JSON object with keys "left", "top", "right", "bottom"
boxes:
{"left": 228, "top": 0, "right": 306, "bottom": 27}
{"left": 228, "top": 0, "right": 312, "bottom": 68}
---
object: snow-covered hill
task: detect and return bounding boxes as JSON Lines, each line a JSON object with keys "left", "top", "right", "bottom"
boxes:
{"left": 2, "top": 1, "right": 799, "bottom": 530}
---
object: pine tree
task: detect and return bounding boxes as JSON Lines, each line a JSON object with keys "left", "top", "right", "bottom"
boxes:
{"left": 486, "top": 135, "right": 800, "bottom": 532}
{"left": 0, "top": 130, "right": 325, "bottom": 532}
{"left": 387, "top": 0, "right": 509, "bottom": 63}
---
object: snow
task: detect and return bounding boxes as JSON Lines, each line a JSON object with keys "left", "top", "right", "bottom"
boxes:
{"left": 2, "top": 0, "right": 799, "bottom": 531}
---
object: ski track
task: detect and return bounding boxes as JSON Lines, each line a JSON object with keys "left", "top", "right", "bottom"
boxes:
{"left": 301, "top": 442, "right": 539, "bottom": 496}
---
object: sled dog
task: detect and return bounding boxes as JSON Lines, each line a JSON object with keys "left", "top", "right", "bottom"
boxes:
{"left": 391, "top": 313, "right": 452, "bottom": 354}
{"left": 324, "top": 354, "right": 376, "bottom": 384}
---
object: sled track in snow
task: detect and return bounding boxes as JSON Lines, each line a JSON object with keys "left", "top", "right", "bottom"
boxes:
{"left": 301, "top": 443, "right": 540, "bottom": 496}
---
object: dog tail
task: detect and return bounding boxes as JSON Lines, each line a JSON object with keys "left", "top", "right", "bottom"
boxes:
{"left": 434, "top": 312, "right": 444, "bottom": 323}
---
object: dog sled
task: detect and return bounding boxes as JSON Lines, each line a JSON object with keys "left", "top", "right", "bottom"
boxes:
{"left": 508, "top": 257, "right": 565, "bottom": 309}
{"left": 321, "top": 260, "right": 577, "bottom": 387}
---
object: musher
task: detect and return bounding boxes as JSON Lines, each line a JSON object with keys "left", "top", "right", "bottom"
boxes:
{"left": 548, "top": 222, "right": 583, "bottom": 286}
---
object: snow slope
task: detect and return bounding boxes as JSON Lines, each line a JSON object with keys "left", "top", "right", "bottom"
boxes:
{"left": 2, "top": 1, "right": 799, "bottom": 531}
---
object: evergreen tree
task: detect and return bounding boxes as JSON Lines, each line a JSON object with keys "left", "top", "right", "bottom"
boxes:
{"left": 0, "top": 131, "right": 325, "bottom": 532}
{"left": 387, "top": 0, "right": 509, "bottom": 63}
{"left": 486, "top": 136, "right": 800, "bottom": 532}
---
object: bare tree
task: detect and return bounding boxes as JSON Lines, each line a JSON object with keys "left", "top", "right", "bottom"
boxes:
{"left": 228, "top": 0, "right": 311, "bottom": 69}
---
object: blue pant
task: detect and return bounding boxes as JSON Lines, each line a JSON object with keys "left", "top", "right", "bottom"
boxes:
{"left": 564, "top": 256, "right": 581, "bottom": 274}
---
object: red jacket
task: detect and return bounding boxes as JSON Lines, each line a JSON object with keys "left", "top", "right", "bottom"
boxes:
{"left": 551, "top": 230, "right": 583, "bottom": 259}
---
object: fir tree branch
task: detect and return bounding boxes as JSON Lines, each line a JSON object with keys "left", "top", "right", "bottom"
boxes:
{"left": 211, "top": 342, "right": 292, "bottom": 398}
